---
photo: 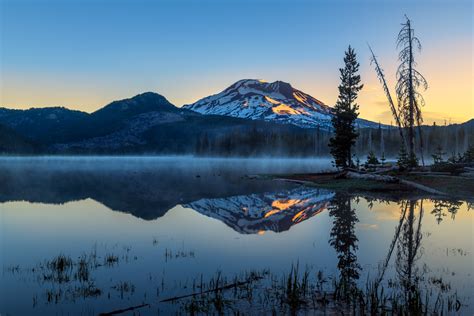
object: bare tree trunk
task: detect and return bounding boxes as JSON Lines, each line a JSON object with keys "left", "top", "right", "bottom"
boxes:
{"left": 406, "top": 201, "right": 415, "bottom": 303}
{"left": 407, "top": 20, "right": 416, "bottom": 162}
{"left": 368, "top": 45, "right": 407, "bottom": 151}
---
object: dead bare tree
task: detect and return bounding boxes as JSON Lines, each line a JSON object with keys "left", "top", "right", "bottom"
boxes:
{"left": 368, "top": 16, "right": 427, "bottom": 167}
{"left": 368, "top": 44, "right": 407, "bottom": 152}
{"left": 396, "top": 16, "right": 428, "bottom": 166}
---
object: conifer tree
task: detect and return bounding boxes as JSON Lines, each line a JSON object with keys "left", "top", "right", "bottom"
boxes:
{"left": 397, "top": 145, "right": 410, "bottom": 170}
{"left": 365, "top": 151, "right": 380, "bottom": 166}
{"left": 460, "top": 144, "right": 474, "bottom": 163}
{"left": 329, "top": 46, "right": 363, "bottom": 169}
{"left": 432, "top": 144, "right": 445, "bottom": 165}
{"left": 380, "top": 152, "right": 386, "bottom": 166}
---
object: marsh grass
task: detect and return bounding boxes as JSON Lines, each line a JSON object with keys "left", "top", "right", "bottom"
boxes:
{"left": 19, "top": 246, "right": 133, "bottom": 306}
{"left": 170, "top": 265, "right": 464, "bottom": 315}
{"left": 9, "top": 243, "right": 466, "bottom": 314}
{"left": 281, "top": 263, "right": 310, "bottom": 310}
{"left": 44, "top": 254, "right": 74, "bottom": 283}
{"left": 164, "top": 247, "right": 195, "bottom": 261}
{"left": 112, "top": 281, "right": 135, "bottom": 299}
{"left": 104, "top": 254, "right": 119, "bottom": 267}
{"left": 5, "top": 264, "right": 20, "bottom": 274}
{"left": 71, "top": 282, "right": 102, "bottom": 299}
{"left": 74, "top": 255, "right": 90, "bottom": 282}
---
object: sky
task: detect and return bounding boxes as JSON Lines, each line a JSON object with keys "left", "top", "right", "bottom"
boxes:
{"left": 0, "top": 0, "right": 472, "bottom": 124}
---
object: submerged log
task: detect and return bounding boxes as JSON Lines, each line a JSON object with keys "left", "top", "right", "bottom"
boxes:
{"left": 159, "top": 275, "right": 263, "bottom": 303}
{"left": 99, "top": 303, "right": 150, "bottom": 315}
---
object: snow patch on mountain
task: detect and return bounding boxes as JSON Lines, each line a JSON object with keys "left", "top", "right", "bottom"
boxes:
{"left": 183, "top": 79, "right": 379, "bottom": 129}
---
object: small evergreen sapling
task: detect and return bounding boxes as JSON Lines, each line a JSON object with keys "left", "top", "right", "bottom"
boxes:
{"left": 397, "top": 146, "right": 412, "bottom": 170}
{"left": 462, "top": 145, "right": 474, "bottom": 163}
{"left": 380, "top": 152, "right": 386, "bottom": 166}
{"left": 432, "top": 145, "right": 445, "bottom": 165}
{"left": 365, "top": 151, "right": 380, "bottom": 167}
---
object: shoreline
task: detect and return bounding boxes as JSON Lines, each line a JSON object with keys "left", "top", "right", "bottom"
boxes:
{"left": 268, "top": 171, "right": 474, "bottom": 202}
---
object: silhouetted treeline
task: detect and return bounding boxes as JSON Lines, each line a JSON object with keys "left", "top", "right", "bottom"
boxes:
{"left": 194, "top": 125, "right": 332, "bottom": 157}
{"left": 354, "top": 121, "right": 473, "bottom": 159}
{"left": 1, "top": 119, "right": 472, "bottom": 158}
{"left": 195, "top": 121, "right": 473, "bottom": 159}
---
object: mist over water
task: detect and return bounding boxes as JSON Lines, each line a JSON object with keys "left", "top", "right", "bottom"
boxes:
{"left": 0, "top": 155, "right": 334, "bottom": 173}
{"left": 0, "top": 157, "right": 472, "bottom": 315}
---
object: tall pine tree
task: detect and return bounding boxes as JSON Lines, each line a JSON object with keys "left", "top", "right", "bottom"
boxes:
{"left": 329, "top": 46, "right": 363, "bottom": 169}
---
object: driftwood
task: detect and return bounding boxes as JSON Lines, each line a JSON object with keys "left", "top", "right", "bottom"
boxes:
{"left": 343, "top": 171, "right": 446, "bottom": 195}
{"left": 345, "top": 171, "right": 398, "bottom": 183}
{"left": 408, "top": 171, "right": 453, "bottom": 176}
{"left": 372, "top": 166, "right": 398, "bottom": 174}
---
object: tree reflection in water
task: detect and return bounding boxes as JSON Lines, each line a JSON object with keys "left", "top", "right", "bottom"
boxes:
{"left": 328, "top": 193, "right": 361, "bottom": 298}
{"left": 431, "top": 199, "right": 464, "bottom": 224}
{"left": 375, "top": 198, "right": 465, "bottom": 314}
{"left": 395, "top": 200, "right": 424, "bottom": 313}
{"left": 327, "top": 195, "right": 466, "bottom": 314}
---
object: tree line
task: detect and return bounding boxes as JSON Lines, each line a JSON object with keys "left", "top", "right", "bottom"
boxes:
{"left": 193, "top": 122, "right": 472, "bottom": 159}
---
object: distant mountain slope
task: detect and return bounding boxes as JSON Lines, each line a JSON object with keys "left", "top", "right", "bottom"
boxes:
{"left": 0, "top": 123, "right": 38, "bottom": 153}
{"left": 89, "top": 92, "right": 180, "bottom": 135}
{"left": 0, "top": 92, "right": 179, "bottom": 145}
{"left": 183, "top": 79, "right": 379, "bottom": 129}
{"left": 53, "top": 110, "right": 310, "bottom": 153}
{"left": 0, "top": 91, "right": 320, "bottom": 155}
{"left": 0, "top": 106, "right": 89, "bottom": 144}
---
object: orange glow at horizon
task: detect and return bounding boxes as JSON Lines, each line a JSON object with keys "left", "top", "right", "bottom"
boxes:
{"left": 1, "top": 40, "right": 472, "bottom": 125}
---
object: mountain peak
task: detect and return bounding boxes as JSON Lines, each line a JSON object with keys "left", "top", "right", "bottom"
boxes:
{"left": 227, "top": 79, "right": 293, "bottom": 93}
{"left": 93, "top": 91, "right": 176, "bottom": 117}
{"left": 183, "top": 79, "right": 333, "bottom": 128}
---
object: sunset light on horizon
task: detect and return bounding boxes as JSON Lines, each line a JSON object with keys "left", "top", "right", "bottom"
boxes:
{"left": 1, "top": 0, "right": 472, "bottom": 125}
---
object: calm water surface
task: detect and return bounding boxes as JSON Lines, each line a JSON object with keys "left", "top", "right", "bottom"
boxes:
{"left": 0, "top": 157, "right": 472, "bottom": 315}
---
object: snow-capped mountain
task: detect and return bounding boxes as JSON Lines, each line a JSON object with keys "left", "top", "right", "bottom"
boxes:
{"left": 183, "top": 79, "right": 378, "bottom": 129}
{"left": 183, "top": 187, "right": 334, "bottom": 234}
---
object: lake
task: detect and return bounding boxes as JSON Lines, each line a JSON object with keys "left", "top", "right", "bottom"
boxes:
{"left": 0, "top": 157, "right": 472, "bottom": 315}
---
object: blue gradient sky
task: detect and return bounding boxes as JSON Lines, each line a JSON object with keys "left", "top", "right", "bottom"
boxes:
{"left": 1, "top": 0, "right": 472, "bottom": 124}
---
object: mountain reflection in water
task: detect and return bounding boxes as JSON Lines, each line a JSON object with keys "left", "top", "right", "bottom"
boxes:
{"left": 0, "top": 158, "right": 298, "bottom": 219}
{"left": 0, "top": 158, "right": 334, "bottom": 233}
{"left": 184, "top": 187, "right": 334, "bottom": 234}
{"left": 0, "top": 158, "right": 472, "bottom": 315}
